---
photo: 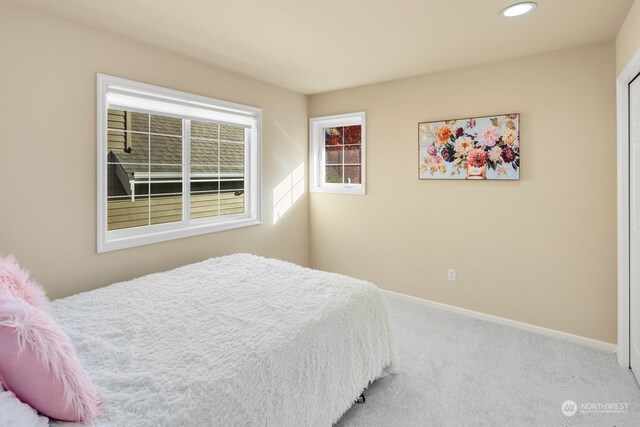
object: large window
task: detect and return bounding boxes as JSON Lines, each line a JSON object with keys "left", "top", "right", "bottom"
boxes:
{"left": 97, "top": 74, "right": 261, "bottom": 252}
{"left": 309, "top": 112, "right": 365, "bottom": 194}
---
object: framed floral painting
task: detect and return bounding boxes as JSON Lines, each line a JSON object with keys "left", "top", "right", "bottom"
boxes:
{"left": 418, "top": 113, "right": 520, "bottom": 180}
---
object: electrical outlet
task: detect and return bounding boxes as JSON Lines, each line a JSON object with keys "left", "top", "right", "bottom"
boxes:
{"left": 447, "top": 269, "right": 456, "bottom": 282}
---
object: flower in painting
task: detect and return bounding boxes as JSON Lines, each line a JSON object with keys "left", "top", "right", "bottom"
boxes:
{"left": 501, "top": 146, "right": 516, "bottom": 163}
{"left": 489, "top": 146, "right": 502, "bottom": 163}
{"left": 428, "top": 163, "right": 447, "bottom": 175}
{"left": 477, "top": 127, "right": 500, "bottom": 148}
{"left": 503, "top": 128, "right": 517, "bottom": 146}
{"left": 454, "top": 137, "right": 474, "bottom": 155}
{"left": 420, "top": 114, "right": 520, "bottom": 180}
{"left": 441, "top": 145, "right": 455, "bottom": 162}
{"left": 435, "top": 126, "right": 452, "bottom": 144}
{"left": 467, "top": 149, "right": 488, "bottom": 167}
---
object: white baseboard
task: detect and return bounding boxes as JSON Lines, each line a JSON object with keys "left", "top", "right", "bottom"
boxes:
{"left": 382, "top": 289, "right": 617, "bottom": 353}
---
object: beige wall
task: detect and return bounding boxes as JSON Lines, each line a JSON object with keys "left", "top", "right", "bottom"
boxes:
{"left": 617, "top": 0, "right": 640, "bottom": 74}
{"left": 0, "top": 2, "right": 620, "bottom": 343}
{"left": 0, "top": 3, "right": 309, "bottom": 299}
{"left": 309, "top": 43, "right": 617, "bottom": 343}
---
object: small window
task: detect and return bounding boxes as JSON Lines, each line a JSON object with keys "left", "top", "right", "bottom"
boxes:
{"left": 309, "top": 112, "right": 366, "bottom": 194}
{"left": 97, "top": 74, "right": 261, "bottom": 252}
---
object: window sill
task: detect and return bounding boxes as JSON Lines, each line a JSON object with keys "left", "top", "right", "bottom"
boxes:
{"left": 310, "top": 185, "right": 365, "bottom": 195}
{"left": 98, "top": 218, "right": 261, "bottom": 253}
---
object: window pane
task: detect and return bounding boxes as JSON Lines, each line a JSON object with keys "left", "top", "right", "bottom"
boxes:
{"left": 220, "top": 142, "right": 244, "bottom": 167}
{"left": 150, "top": 194, "right": 182, "bottom": 225}
{"left": 150, "top": 114, "right": 182, "bottom": 136}
{"left": 130, "top": 112, "right": 150, "bottom": 132}
{"left": 108, "top": 133, "right": 149, "bottom": 163}
{"left": 107, "top": 163, "right": 125, "bottom": 198}
{"left": 344, "top": 125, "right": 361, "bottom": 145}
{"left": 220, "top": 170, "right": 243, "bottom": 213}
{"left": 150, "top": 135, "right": 182, "bottom": 165}
{"left": 220, "top": 190, "right": 244, "bottom": 216}
{"left": 106, "top": 113, "right": 246, "bottom": 231}
{"left": 344, "top": 166, "right": 361, "bottom": 184}
{"left": 107, "top": 162, "right": 145, "bottom": 197}
{"left": 191, "top": 138, "right": 218, "bottom": 165}
{"left": 324, "top": 127, "right": 343, "bottom": 146}
{"left": 219, "top": 174, "right": 243, "bottom": 193}
{"left": 106, "top": 109, "right": 149, "bottom": 133}
{"left": 325, "top": 146, "right": 342, "bottom": 164}
{"left": 344, "top": 145, "right": 361, "bottom": 164}
{"left": 190, "top": 189, "right": 245, "bottom": 218}
{"left": 119, "top": 163, "right": 148, "bottom": 192}
{"left": 107, "top": 195, "right": 149, "bottom": 231}
{"left": 191, "top": 192, "right": 220, "bottom": 219}
{"left": 192, "top": 121, "right": 218, "bottom": 139}
{"left": 220, "top": 124, "right": 244, "bottom": 142}
{"left": 149, "top": 165, "right": 183, "bottom": 196}
{"left": 191, "top": 121, "right": 245, "bottom": 218}
{"left": 190, "top": 175, "right": 219, "bottom": 194}
{"left": 107, "top": 109, "right": 126, "bottom": 130}
{"left": 191, "top": 164, "right": 219, "bottom": 175}
{"left": 325, "top": 165, "right": 342, "bottom": 183}
{"left": 221, "top": 164, "right": 244, "bottom": 175}
{"left": 107, "top": 130, "right": 126, "bottom": 152}
{"left": 191, "top": 121, "right": 221, "bottom": 220}
{"left": 191, "top": 122, "right": 220, "bottom": 194}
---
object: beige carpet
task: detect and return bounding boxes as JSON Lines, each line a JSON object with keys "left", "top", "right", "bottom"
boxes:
{"left": 336, "top": 293, "right": 640, "bottom": 426}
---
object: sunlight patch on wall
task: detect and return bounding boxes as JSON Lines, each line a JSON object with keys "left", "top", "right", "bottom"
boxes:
{"left": 273, "top": 163, "right": 305, "bottom": 224}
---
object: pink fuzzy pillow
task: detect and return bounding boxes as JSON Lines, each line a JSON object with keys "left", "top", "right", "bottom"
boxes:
{"left": 0, "top": 255, "right": 49, "bottom": 310}
{"left": 0, "top": 290, "right": 102, "bottom": 423}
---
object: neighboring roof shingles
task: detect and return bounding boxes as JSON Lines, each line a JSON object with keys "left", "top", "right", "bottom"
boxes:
{"left": 108, "top": 113, "right": 244, "bottom": 176}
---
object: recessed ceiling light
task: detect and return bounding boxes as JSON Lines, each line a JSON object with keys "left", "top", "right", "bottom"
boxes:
{"left": 501, "top": 2, "right": 537, "bottom": 18}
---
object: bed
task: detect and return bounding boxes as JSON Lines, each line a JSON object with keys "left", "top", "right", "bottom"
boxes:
{"left": 49, "top": 254, "right": 396, "bottom": 426}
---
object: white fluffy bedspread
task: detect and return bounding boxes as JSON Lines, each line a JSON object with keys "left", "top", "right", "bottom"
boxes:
{"left": 50, "top": 254, "right": 396, "bottom": 426}
{"left": 0, "top": 383, "right": 49, "bottom": 427}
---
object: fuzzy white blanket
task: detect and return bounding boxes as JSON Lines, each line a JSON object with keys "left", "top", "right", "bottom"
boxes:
{"left": 51, "top": 254, "right": 396, "bottom": 426}
{"left": 0, "top": 383, "right": 49, "bottom": 427}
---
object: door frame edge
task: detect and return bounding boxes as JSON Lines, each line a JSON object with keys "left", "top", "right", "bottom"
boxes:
{"left": 617, "top": 49, "right": 640, "bottom": 368}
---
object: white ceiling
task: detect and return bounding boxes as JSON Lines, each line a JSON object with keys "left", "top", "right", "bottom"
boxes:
{"left": 10, "top": 0, "right": 634, "bottom": 94}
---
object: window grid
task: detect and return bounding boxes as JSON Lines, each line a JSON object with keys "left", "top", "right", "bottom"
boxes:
{"left": 323, "top": 126, "right": 363, "bottom": 185}
{"left": 309, "top": 112, "right": 365, "bottom": 195}
{"left": 106, "top": 111, "right": 248, "bottom": 229}
{"left": 99, "top": 74, "right": 261, "bottom": 252}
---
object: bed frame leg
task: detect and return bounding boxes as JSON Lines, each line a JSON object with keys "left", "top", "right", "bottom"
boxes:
{"left": 355, "top": 393, "right": 365, "bottom": 404}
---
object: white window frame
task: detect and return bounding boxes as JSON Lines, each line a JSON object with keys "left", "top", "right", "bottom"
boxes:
{"left": 97, "top": 74, "right": 261, "bottom": 253}
{"left": 309, "top": 112, "right": 366, "bottom": 195}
